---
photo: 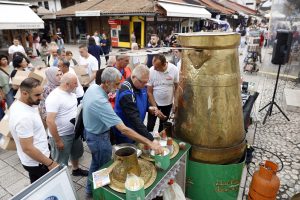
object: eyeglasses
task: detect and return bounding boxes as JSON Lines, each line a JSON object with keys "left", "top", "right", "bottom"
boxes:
{"left": 136, "top": 76, "right": 148, "bottom": 85}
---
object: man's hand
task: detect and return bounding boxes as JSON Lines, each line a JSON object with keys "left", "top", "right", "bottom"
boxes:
{"left": 55, "top": 138, "right": 64, "bottom": 151}
{"left": 149, "top": 140, "right": 163, "bottom": 155}
{"left": 148, "top": 106, "right": 157, "bottom": 115}
{"left": 48, "top": 161, "right": 59, "bottom": 170}
{"left": 155, "top": 109, "right": 167, "bottom": 120}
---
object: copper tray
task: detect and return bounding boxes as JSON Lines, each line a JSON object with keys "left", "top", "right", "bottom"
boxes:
{"left": 108, "top": 159, "right": 157, "bottom": 193}
{"left": 138, "top": 140, "right": 179, "bottom": 162}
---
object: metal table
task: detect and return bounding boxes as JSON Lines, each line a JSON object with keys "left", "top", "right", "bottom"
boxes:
{"left": 92, "top": 139, "right": 191, "bottom": 200}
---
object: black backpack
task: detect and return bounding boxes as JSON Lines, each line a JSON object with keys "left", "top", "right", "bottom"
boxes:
{"left": 74, "top": 106, "right": 85, "bottom": 140}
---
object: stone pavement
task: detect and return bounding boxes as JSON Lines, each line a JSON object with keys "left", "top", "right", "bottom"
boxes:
{"left": 1, "top": 43, "right": 300, "bottom": 200}
{"left": 239, "top": 45, "right": 300, "bottom": 199}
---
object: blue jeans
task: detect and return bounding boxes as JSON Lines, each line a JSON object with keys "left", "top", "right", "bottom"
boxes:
{"left": 6, "top": 89, "right": 15, "bottom": 108}
{"left": 85, "top": 129, "right": 112, "bottom": 194}
{"left": 0, "top": 106, "right": 4, "bottom": 120}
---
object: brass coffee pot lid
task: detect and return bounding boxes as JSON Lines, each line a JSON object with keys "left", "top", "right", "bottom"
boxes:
{"left": 109, "top": 159, "right": 157, "bottom": 193}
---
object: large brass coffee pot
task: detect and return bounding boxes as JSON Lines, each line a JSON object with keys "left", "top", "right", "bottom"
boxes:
{"left": 175, "top": 32, "right": 246, "bottom": 164}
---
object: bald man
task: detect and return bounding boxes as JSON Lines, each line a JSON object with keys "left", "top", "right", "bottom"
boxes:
{"left": 46, "top": 73, "right": 88, "bottom": 176}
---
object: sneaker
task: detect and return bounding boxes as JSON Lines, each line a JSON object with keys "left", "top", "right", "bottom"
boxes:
{"left": 72, "top": 168, "right": 89, "bottom": 176}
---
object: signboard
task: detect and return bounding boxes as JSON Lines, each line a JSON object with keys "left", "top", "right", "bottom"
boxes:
{"left": 75, "top": 10, "right": 100, "bottom": 17}
{"left": 108, "top": 19, "right": 119, "bottom": 25}
{"left": 11, "top": 165, "right": 78, "bottom": 200}
{"left": 0, "top": 23, "right": 44, "bottom": 29}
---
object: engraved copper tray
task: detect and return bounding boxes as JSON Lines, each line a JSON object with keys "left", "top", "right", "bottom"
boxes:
{"left": 108, "top": 159, "right": 157, "bottom": 193}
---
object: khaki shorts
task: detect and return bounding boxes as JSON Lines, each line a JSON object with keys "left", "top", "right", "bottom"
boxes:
{"left": 49, "top": 134, "right": 84, "bottom": 166}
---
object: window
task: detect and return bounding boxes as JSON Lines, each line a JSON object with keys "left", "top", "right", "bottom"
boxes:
{"left": 38, "top": 2, "right": 42, "bottom": 6}
{"left": 118, "top": 20, "right": 130, "bottom": 42}
{"left": 44, "top": 1, "right": 49, "bottom": 9}
{"left": 111, "top": 29, "right": 118, "bottom": 37}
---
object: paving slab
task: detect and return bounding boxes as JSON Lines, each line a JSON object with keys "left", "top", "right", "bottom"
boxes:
{"left": 0, "top": 187, "right": 8, "bottom": 199}
{"left": 4, "top": 153, "right": 21, "bottom": 166}
{"left": 284, "top": 88, "right": 300, "bottom": 112}
{"left": 0, "top": 150, "right": 16, "bottom": 160}
{"left": 0, "top": 170, "right": 26, "bottom": 188}
{"left": 0, "top": 193, "right": 12, "bottom": 200}
{"left": 6, "top": 177, "right": 30, "bottom": 195}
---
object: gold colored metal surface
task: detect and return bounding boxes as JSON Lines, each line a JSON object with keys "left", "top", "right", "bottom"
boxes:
{"left": 112, "top": 147, "right": 141, "bottom": 183}
{"left": 175, "top": 32, "right": 246, "bottom": 164}
{"left": 109, "top": 159, "right": 157, "bottom": 193}
{"left": 138, "top": 140, "right": 179, "bottom": 162}
{"left": 177, "top": 32, "right": 241, "bottom": 49}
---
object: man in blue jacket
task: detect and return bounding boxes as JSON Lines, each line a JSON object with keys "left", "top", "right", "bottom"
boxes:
{"left": 114, "top": 64, "right": 166, "bottom": 144}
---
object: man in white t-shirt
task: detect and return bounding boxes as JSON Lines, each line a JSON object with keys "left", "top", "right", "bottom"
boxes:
{"left": 9, "top": 77, "right": 58, "bottom": 183}
{"left": 58, "top": 59, "right": 84, "bottom": 104}
{"left": 147, "top": 54, "right": 179, "bottom": 132}
{"left": 8, "top": 38, "right": 27, "bottom": 60}
{"left": 46, "top": 73, "right": 88, "bottom": 176}
{"left": 78, "top": 45, "right": 98, "bottom": 88}
{"left": 92, "top": 31, "right": 100, "bottom": 46}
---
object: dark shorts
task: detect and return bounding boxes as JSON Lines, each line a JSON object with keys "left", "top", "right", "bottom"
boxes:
{"left": 23, "top": 164, "right": 49, "bottom": 184}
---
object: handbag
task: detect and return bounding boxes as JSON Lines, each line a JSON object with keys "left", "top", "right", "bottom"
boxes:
{"left": 74, "top": 104, "right": 85, "bottom": 140}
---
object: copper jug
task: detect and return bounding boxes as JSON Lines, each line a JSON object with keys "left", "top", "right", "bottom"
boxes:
{"left": 175, "top": 32, "right": 246, "bottom": 164}
{"left": 248, "top": 161, "right": 280, "bottom": 200}
{"left": 111, "top": 147, "right": 141, "bottom": 183}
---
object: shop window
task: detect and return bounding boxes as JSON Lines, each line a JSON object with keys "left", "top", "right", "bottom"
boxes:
{"left": 118, "top": 21, "right": 130, "bottom": 42}
{"left": 111, "top": 29, "right": 117, "bottom": 37}
{"left": 44, "top": 1, "right": 49, "bottom": 10}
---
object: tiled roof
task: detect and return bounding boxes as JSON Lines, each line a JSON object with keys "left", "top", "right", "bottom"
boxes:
{"left": 199, "top": 0, "right": 235, "bottom": 15}
{"left": 56, "top": 0, "right": 212, "bottom": 17}
{"left": 92, "top": 0, "right": 155, "bottom": 15}
{"left": 217, "top": 0, "right": 257, "bottom": 15}
{"left": 56, "top": 0, "right": 104, "bottom": 17}
{"left": 159, "top": 0, "right": 202, "bottom": 6}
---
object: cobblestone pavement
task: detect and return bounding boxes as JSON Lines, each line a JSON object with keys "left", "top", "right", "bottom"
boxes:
{"left": 240, "top": 46, "right": 300, "bottom": 199}
{"left": 1, "top": 44, "right": 300, "bottom": 199}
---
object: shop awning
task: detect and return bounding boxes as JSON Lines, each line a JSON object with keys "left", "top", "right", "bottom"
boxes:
{"left": 0, "top": 1, "right": 44, "bottom": 29}
{"left": 158, "top": 2, "right": 211, "bottom": 19}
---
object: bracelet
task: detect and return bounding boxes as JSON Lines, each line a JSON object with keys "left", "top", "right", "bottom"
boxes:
{"left": 47, "top": 160, "right": 53, "bottom": 167}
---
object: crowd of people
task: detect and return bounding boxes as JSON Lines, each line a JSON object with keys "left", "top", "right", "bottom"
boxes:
{"left": 0, "top": 30, "right": 183, "bottom": 198}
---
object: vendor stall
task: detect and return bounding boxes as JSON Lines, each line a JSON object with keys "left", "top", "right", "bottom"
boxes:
{"left": 91, "top": 139, "right": 190, "bottom": 200}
